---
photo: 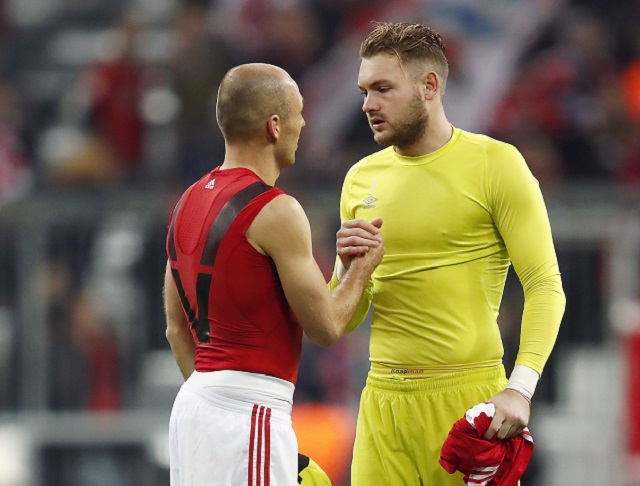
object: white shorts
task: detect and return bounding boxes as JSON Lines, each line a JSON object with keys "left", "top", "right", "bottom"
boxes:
{"left": 169, "top": 370, "right": 298, "bottom": 486}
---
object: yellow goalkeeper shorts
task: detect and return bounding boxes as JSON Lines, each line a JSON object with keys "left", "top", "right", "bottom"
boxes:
{"left": 351, "top": 364, "right": 507, "bottom": 486}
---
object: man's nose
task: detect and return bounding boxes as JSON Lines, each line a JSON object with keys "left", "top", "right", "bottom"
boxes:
{"left": 362, "top": 94, "right": 377, "bottom": 113}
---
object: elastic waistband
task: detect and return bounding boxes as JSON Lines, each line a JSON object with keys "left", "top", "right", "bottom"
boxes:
{"left": 369, "top": 359, "right": 503, "bottom": 379}
{"left": 365, "top": 363, "right": 506, "bottom": 394}
{"left": 186, "top": 370, "right": 294, "bottom": 410}
{"left": 181, "top": 385, "right": 292, "bottom": 425}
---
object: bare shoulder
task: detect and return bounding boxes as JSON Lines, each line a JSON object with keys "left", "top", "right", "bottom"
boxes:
{"left": 256, "top": 193, "right": 306, "bottom": 225}
{"left": 248, "top": 194, "right": 311, "bottom": 255}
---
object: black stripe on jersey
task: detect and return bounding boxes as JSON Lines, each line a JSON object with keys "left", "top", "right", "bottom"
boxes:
{"left": 170, "top": 267, "right": 196, "bottom": 325}
{"left": 194, "top": 272, "right": 213, "bottom": 342}
{"left": 185, "top": 181, "right": 271, "bottom": 343}
{"left": 200, "top": 181, "right": 271, "bottom": 267}
{"left": 167, "top": 199, "right": 182, "bottom": 262}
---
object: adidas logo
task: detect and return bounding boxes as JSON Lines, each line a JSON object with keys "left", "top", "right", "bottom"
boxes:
{"left": 205, "top": 179, "right": 216, "bottom": 189}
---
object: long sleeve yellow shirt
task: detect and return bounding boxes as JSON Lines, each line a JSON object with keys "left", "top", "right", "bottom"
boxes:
{"left": 329, "top": 127, "right": 565, "bottom": 376}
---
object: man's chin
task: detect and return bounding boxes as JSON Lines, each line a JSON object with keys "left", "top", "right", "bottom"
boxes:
{"left": 373, "top": 132, "right": 393, "bottom": 146}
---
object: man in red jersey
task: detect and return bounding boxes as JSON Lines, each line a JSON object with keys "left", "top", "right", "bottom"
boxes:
{"left": 163, "top": 63, "right": 384, "bottom": 486}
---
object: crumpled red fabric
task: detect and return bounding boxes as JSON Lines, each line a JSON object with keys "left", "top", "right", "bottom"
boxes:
{"left": 439, "top": 402, "right": 534, "bottom": 485}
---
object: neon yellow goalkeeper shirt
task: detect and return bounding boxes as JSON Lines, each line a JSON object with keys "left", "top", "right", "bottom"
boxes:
{"left": 329, "top": 127, "right": 565, "bottom": 376}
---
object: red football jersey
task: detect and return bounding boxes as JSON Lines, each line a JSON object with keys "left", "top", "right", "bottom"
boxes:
{"left": 166, "top": 167, "right": 303, "bottom": 384}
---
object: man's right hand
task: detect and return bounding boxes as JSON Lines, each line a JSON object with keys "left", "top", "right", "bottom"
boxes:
{"left": 336, "top": 218, "right": 383, "bottom": 269}
{"left": 351, "top": 226, "right": 385, "bottom": 275}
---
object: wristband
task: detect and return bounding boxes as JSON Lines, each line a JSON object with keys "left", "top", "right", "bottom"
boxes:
{"left": 505, "top": 365, "right": 540, "bottom": 403}
{"left": 336, "top": 260, "right": 347, "bottom": 281}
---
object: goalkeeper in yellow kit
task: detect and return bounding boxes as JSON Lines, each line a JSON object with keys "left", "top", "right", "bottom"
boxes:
{"left": 329, "top": 22, "right": 566, "bottom": 485}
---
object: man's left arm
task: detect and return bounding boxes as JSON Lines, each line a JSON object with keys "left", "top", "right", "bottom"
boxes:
{"left": 484, "top": 142, "right": 566, "bottom": 439}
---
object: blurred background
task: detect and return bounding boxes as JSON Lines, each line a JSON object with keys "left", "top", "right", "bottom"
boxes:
{"left": 0, "top": 0, "right": 639, "bottom": 484}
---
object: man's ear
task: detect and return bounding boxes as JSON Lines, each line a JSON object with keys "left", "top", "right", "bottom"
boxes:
{"left": 422, "top": 71, "right": 439, "bottom": 101}
{"left": 267, "top": 115, "right": 280, "bottom": 142}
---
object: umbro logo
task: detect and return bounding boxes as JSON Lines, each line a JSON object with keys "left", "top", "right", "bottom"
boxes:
{"left": 205, "top": 179, "right": 216, "bottom": 189}
{"left": 364, "top": 178, "right": 379, "bottom": 208}
{"left": 363, "top": 196, "right": 378, "bottom": 208}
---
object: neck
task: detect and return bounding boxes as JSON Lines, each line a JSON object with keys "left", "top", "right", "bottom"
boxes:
{"left": 395, "top": 108, "right": 453, "bottom": 157}
{"left": 220, "top": 141, "right": 280, "bottom": 186}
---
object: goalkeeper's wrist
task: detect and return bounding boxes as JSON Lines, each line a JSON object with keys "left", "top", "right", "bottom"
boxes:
{"left": 505, "top": 365, "right": 540, "bottom": 403}
{"left": 336, "top": 260, "right": 347, "bottom": 282}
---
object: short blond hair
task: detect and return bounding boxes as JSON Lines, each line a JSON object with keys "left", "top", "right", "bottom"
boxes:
{"left": 360, "top": 22, "right": 449, "bottom": 90}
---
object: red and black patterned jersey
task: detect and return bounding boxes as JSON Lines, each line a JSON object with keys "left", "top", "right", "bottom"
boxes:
{"left": 166, "top": 167, "right": 303, "bottom": 384}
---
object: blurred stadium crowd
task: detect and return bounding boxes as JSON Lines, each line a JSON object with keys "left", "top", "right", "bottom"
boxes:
{"left": 0, "top": 0, "right": 638, "bottom": 484}
{"left": 0, "top": 0, "right": 638, "bottom": 197}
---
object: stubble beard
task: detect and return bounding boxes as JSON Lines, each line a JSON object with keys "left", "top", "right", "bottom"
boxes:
{"left": 372, "top": 97, "right": 429, "bottom": 149}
